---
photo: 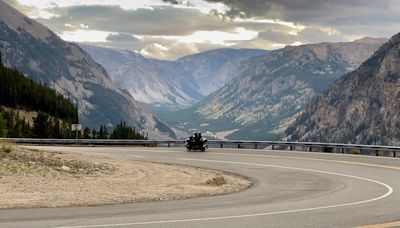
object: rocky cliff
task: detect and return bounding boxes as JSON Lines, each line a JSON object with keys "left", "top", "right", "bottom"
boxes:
{"left": 163, "top": 38, "right": 386, "bottom": 140}
{"left": 283, "top": 33, "right": 400, "bottom": 145}
{"left": 81, "top": 44, "right": 267, "bottom": 110}
{"left": 0, "top": 0, "right": 176, "bottom": 139}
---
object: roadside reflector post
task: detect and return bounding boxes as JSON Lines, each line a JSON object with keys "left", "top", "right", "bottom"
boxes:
{"left": 271, "top": 144, "right": 275, "bottom": 150}
{"left": 309, "top": 146, "right": 312, "bottom": 152}
{"left": 220, "top": 143, "right": 223, "bottom": 148}
{"left": 255, "top": 144, "right": 258, "bottom": 149}
{"left": 289, "top": 146, "right": 293, "bottom": 151}
{"left": 394, "top": 151, "right": 397, "bottom": 158}
{"left": 341, "top": 148, "right": 344, "bottom": 154}
{"left": 238, "top": 144, "right": 240, "bottom": 149}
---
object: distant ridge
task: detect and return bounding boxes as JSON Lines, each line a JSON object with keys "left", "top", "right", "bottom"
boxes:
{"left": 162, "top": 38, "right": 387, "bottom": 140}
{"left": 283, "top": 32, "right": 400, "bottom": 145}
{"left": 81, "top": 44, "right": 268, "bottom": 110}
{"left": 0, "top": 0, "right": 177, "bottom": 139}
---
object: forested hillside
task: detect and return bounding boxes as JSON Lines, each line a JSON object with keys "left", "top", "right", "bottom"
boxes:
{"left": 0, "top": 60, "right": 78, "bottom": 123}
{"left": 0, "top": 59, "right": 78, "bottom": 138}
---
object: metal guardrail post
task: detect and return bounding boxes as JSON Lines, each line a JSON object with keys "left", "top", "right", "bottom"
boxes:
{"left": 394, "top": 151, "right": 397, "bottom": 158}
{"left": 289, "top": 146, "right": 293, "bottom": 151}
{"left": 254, "top": 144, "right": 258, "bottom": 149}
{"left": 238, "top": 144, "right": 240, "bottom": 149}
{"left": 309, "top": 146, "right": 312, "bottom": 152}
{"left": 220, "top": 143, "right": 223, "bottom": 148}
{"left": 168, "top": 143, "right": 170, "bottom": 147}
{"left": 271, "top": 144, "right": 275, "bottom": 150}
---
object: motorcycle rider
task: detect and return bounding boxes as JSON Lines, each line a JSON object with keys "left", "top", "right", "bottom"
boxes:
{"left": 194, "top": 132, "right": 202, "bottom": 146}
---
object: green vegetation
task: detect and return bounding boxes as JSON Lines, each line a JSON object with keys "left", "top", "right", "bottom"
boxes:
{"left": 0, "top": 60, "right": 77, "bottom": 138}
{"left": 110, "top": 121, "right": 146, "bottom": 140}
{"left": 79, "top": 123, "right": 147, "bottom": 140}
{"left": 0, "top": 59, "right": 147, "bottom": 140}
{"left": 0, "top": 62, "right": 78, "bottom": 123}
{"left": 0, "top": 109, "right": 74, "bottom": 138}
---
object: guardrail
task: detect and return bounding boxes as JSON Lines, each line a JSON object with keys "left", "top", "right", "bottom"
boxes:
{"left": 0, "top": 138, "right": 398, "bottom": 158}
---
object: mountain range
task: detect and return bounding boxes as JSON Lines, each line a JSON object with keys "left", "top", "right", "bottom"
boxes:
{"left": 0, "top": 0, "right": 178, "bottom": 139}
{"left": 80, "top": 44, "right": 268, "bottom": 111}
{"left": 283, "top": 33, "right": 400, "bottom": 145}
{"left": 161, "top": 38, "right": 387, "bottom": 140}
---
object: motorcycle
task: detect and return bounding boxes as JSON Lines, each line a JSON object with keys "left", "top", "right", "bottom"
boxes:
{"left": 185, "top": 136, "right": 208, "bottom": 152}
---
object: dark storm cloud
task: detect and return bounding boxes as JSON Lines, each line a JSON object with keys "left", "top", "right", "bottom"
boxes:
{"left": 198, "top": 0, "right": 400, "bottom": 38}
{"left": 38, "top": 5, "right": 234, "bottom": 36}
{"left": 202, "top": 0, "right": 393, "bottom": 20}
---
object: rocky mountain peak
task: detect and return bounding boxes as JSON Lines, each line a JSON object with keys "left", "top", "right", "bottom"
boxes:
{"left": 283, "top": 32, "right": 400, "bottom": 145}
{"left": 163, "top": 38, "right": 386, "bottom": 140}
{"left": 0, "top": 1, "right": 51, "bottom": 41}
{"left": 0, "top": 0, "right": 179, "bottom": 139}
{"left": 353, "top": 36, "right": 388, "bottom": 44}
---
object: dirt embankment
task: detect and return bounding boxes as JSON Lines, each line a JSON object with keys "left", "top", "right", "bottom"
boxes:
{"left": 0, "top": 143, "right": 251, "bottom": 208}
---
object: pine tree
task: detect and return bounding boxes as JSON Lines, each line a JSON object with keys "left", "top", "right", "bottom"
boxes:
{"left": 0, "top": 113, "right": 7, "bottom": 137}
{"left": 32, "top": 112, "right": 50, "bottom": 138}
{"left": 83, "top": 127, "right": 90, "bottom": 139}
{"left": 92, "top": 128, "right": 97, "bottom": 139}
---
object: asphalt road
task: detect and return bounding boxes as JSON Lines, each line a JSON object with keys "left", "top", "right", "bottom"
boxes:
{"left": 1, "top": 146, "right": 400, "bottom": 228}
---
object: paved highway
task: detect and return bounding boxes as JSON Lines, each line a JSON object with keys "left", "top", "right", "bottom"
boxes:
{"left": 1, "top": 146, "right": 399, "bottom": 228}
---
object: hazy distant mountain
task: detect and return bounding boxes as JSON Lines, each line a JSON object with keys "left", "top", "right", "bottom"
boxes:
{"left": 0, "top": 0, "right": 177, "bottom": 139}
{"left": 283, "top": 33, "right": 400, "bottom": 145}
{"left": 81, "top": 44, "right": 268, "bottom": 110}
{"left": 163, "top": 38, "right": 387, "bottom": 140}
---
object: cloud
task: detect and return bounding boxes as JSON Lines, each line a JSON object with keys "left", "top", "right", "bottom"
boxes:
{"left": 38, "top": 5, "right": 235, "bottom": 36}
{"left": 140, "top": 42, "right": 198, "bottom": 60}
{"left": 10, "top": 0, "right": 400, "bottom": 60}
{"left": 106, "top": 33, "right": 139, "bottom": 42}
{"left": 162, "top": 0, "right": 180, "bottom": 4}
{"left": 201, "top": 0, "right": 392, "bottom": 20}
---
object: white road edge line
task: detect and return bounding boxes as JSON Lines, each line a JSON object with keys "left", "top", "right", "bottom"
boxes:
{"left": 55, "top": 157, "right": 394, "bottom": 228}
{"left": 127, "top": 155, "right": 145, "bottom": 158}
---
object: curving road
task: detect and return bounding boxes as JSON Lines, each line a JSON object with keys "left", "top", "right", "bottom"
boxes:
{"left": 1, "top": 146, "right": 400, "bottom": 228}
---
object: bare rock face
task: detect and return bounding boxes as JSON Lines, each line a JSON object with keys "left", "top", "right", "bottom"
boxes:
{"left": 283, "top": 33, "right": 400, "bottom": 145}
{"left": 80, "top": 44, "right": 268, "bottom": 110}
{"left": 164, "top": 39, "right": 386, "bottom": 140}
{"left": 0, "top": 1, "right": 177, "bottom": 139}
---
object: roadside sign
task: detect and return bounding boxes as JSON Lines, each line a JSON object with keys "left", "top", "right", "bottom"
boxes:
{"left": 71, "top": 124, "right": 82, "bottom": 131}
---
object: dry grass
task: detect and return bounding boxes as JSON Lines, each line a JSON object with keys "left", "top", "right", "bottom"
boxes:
{"left": 0, "top": 141, "right": 15, "bottom": 154}
{"left": 0, "top": 146, "right": 251, "bottom": 208}
{"left": 205, "top": 175, "right": 227, "bottom": 186}
{"left": 0, "top": 144, "right": 114, "bottom": 176}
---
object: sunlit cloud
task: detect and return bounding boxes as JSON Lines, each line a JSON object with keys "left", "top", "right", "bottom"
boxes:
{"left": 60, "top": 29, "right": 116, "bottom": 43}
{"left": 233, "top": 18, "right": 306, "bottom": 30}
{"left": 5, "top": 0, "right": 398, "bottom": 60}
{"left": 138, "top": 27, "right": 258, "bottom": 46}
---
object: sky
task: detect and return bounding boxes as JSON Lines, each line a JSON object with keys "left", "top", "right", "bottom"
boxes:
{"left": 5, "top": 0, "right": 400, "bottom": 60}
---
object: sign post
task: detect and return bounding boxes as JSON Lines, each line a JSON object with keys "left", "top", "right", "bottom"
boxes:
{"left": 71, "top": 124, "right": 82, "bottom": 139}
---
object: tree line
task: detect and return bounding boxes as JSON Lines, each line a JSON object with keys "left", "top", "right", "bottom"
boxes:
{"left": 0, "top": 59, "right": 147, "bottom": 139}
{"left": 80, "top": 122, "right": 147, "bottom": 140}
{"left": 0, "top": 61, "right": 78, "bottom": 123}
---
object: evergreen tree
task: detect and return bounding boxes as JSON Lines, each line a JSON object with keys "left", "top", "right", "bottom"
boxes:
{"left": 92, "top": 128, "right": 97, "bottom": 139}
{"left": 0, "top": 113, "right": 6, "bottom": 137}
{"left": 110, "top": 121, "right": 146, "bottom": 139}
{"left": 83, "top": 127, "right": 91, "bottom": 139}
{"left": 32, "top": 112, "right": 50, "bottom": 138}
